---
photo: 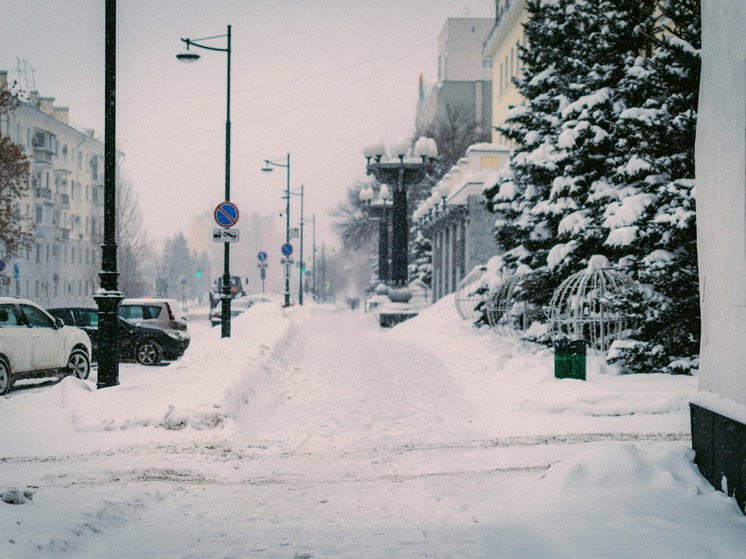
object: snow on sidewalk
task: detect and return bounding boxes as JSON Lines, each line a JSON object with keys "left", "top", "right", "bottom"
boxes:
{"left": 1, "top": 297, "right": 745, "bottom": 558}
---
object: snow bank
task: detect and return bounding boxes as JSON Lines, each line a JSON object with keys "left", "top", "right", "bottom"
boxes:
{"left": 0, "top": 300, "right": 293, "bottom": 456}
{"left": 390, "top": 294, "right": 696, "bottom": 437}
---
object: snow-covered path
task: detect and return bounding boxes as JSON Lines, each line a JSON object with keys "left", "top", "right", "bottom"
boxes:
{"left": 2, "top": 301, "right": 746, "bottom": 558}
{"left": 253, "top": 308, "right": 479, "bottom": 451}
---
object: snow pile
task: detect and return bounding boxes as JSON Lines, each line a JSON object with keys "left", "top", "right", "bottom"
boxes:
{"left": 391, "top": 294, "right": 695, "bottom": 437}
{"left": 0, "top": 300, "right": 293, "bottom": 455}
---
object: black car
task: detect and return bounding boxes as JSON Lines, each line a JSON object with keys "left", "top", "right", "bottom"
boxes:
{"left": 47, "top": 307, "right": 189, "bottom": 366}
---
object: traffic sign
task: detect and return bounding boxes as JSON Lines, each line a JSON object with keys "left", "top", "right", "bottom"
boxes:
{"left": 281, "top": 243, "right": 293, "bottom": 257}
{"left": 0, "top": 260, "right": 5, "bottom": 273}
{"left": 213, "top": 228, "right": 240, "bottom": 242}
{"left": 214, "top": 201, "right": 239, "bottom": 228}
{"left": 13, "top": 264, "right": 19, "bottom": 279}
{"left": 257, "top": 251, "right": 268, "bottom": 262}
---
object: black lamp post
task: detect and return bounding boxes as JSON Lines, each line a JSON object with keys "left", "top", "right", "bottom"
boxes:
{"left": 262, "top": 154, "right": 291, "bottom": 307}
{"left": 297, "top": 184, "right": 304, "bottom": 305}
{"left": 177, "top": 25, "right": 232, "bottom": 338}
{"left": 364, "top": 137, "right": 437, "bottom": 303}
{"left": 95, "top": 0, "right": 123, "bottom": 389}
{"left": 359, "top": 184, "right": 393, "bottom": 289}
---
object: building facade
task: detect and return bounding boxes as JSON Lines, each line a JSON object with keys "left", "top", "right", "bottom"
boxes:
{"left": 690, "top": 0, "right": 746, "bottom": 512}
{"left": 482, "top": 0, "right": 528, "bottom": 147}
{"left": 0, "top": 70, "right": 109, "bottom": 308}
{"left": 417, "top": 143, "right": 509, "bottom": 302}
{"left": 416, "top": 18, "right": 493, "bottom": 137}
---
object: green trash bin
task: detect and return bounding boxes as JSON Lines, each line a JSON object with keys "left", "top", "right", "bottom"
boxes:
{"left": 554, "top": 339, "right": 586, "bottom": 380}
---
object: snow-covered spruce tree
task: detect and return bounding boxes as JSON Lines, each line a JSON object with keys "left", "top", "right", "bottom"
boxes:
{"left": 485, "top": 0, "right": 657, "bottom": 309}
{"left": 604, "top": 0, "right": 701, "bottom": 374}
{"left": 408, "top": 230, "right": 432, "bottom": 288}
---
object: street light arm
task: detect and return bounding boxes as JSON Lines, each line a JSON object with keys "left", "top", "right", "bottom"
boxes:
{"left": 263, "top": 158, "right": 290, "bottom": 169}
{"left": 180, "top": 36, "right": 230, "bottom": 53}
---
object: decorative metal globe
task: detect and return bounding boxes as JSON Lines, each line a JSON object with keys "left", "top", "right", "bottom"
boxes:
{"left": 548, "top": 255, "right": 636, "bottom": 352}
{"left": 454, "top": 265, "right": 489, "bottom": 321}
{"left": 485, "top": 272, "right": 534, "bottom": 335}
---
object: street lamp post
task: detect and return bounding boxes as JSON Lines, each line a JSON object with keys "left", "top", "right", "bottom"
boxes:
{"left": 262, "top": 154, "right": 291, "bottom": 307}
{"left": 95, "top": 0, "right": 123, "bottom": 389}
{"left": 301, "top": 213, "right": 315, "bottom": 302}
{"left": 363, "top": 137, "right": 437, "bottom": 303}
{"left": 177, "top": 24, "right": 233, "bottom": 338}
{"left": 298, "top": 184, "right": 304, "bottom": 305}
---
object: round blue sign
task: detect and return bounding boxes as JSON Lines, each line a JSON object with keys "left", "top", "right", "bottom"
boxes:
{"left": 0, "top": 260, "right": 5, "bottom": 273}
{"left": 214, "top": 201, "right": 239, "bottom": 228}
{"left": 257, "top": 251, "right": 268, "bottom": 262}
{"left": 281, "top": 243, "right": 293, "bottom": 257}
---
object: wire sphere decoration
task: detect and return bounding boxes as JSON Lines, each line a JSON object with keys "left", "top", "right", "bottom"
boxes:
{"left": 454, "top": 265, "right": 489, "bottom": 321}
{"left": 485, "top": 273, "right": 535, "bottom": 335}
{"left": 547, "top": 255, "right": 636, "bottom": 352}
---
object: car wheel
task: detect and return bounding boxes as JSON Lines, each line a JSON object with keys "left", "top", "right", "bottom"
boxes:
{"left": 0, "top": 358, "right": 11, "bottom": 396}
{"left": 67, "top": 349, "right": 91, "bottom": 380}
{"left": 136, "top": 340, "right": 162, "bottom": 366}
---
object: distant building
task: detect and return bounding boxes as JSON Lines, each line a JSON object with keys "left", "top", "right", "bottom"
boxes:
{"left": 417, "top": 143, "right": 510, "bottom": 302}
{"left": 0, "top": 69, "right": 113, "bottom": 307}
{"left": 416, "top": 18, "right": 493, "bottom": 137}
{"left": 691, "top": 0, "right": 746, "bottom": 513}
{"left": 482, "top": 0, "right": 528, "bottom": 147}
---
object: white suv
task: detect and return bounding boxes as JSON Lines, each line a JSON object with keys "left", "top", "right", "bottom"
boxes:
{"left": 0, "top": 297, "right": 92, "bottom": 395}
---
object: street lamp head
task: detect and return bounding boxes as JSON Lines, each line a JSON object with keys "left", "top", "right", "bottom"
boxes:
{"left": 391, "top": 135, "right": 408, "bottom": 163}
{"left": 379, "top": 183, "right": 391, "bottom": 201}
{"left": 364, "top": 139, "right": 386, "bottom": 164}
{"left": 176, "top": 45, "right": 201, "bottom": 62}
{"left": 261, "top": 162, "right": 274, "bottom": 172}
{"left": 437, "top": 181, "right": 450, "bottom": 205}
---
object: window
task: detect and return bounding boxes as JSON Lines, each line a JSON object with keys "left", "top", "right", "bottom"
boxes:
{"left": 0, "top": 304, "right": 20, "bottom": 327}
{"left": 21, "top": 304, "right": 54, "bottom": 328}
{"left": 79, "top": 309, "right": 99, "bottom": 327}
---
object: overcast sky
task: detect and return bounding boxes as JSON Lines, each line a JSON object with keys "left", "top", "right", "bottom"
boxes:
{"left": 2, "top": 0, "right": 495, "bottom": 253}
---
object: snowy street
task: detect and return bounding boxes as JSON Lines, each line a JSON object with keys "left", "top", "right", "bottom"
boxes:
{"left": 2, "top": 299, "right": 746, "bottom": 558}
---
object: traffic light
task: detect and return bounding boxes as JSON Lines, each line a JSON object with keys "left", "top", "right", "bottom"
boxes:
{"left": 301, "top": 263, "right": 307, "bottom": 274}
{"left": 195, "top": 268, "right": 203, "bottom": 278}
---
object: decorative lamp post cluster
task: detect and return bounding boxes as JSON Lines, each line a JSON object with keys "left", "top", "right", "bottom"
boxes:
{"left": 177, "top": 24, "right": 233, "bottom": 337}
{"left": 363, "top": 136, "right": 438, "bottom": 303}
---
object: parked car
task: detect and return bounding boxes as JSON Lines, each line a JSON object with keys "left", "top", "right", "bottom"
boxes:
{"left": 47, "top": 307, "right": 189, "bottom": 366}
{"left": 119, "top": 298, "right": 190, "bottom": 339}
{"left": 0, "top": 297, "right": 92, "bottom": 395}
{"left": 209, "top": 294, "right": 276, "bottom": 327}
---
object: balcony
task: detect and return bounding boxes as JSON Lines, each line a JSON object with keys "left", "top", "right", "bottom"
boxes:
{"left": 35, "top": 187, "right": 53, "bottom": 201}
{"left": 33, "top": 149, "right": 54, "bottom": 166}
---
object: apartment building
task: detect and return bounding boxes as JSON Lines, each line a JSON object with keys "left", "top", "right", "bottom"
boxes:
{"left": 482, "top": 0, "right": 528, "bottom": 147}
{"left": 416, "top": 18, "right": 493, "bottom": 136}
{"left": 0, "top": 69, "right": 111, "bottom": 307}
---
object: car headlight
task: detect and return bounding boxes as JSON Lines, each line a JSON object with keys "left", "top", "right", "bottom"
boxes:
{"left": 166, "top": 330, "right": 181, "bottom": 340}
